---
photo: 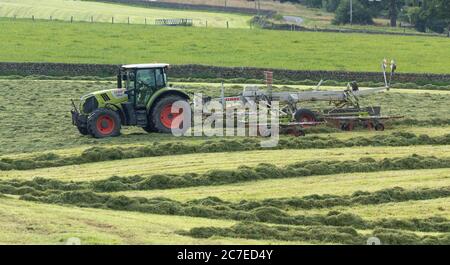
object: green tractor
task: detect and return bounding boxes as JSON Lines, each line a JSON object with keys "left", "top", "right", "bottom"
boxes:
{"left": 71, "top": 63, "right": 190, "bottom": 138}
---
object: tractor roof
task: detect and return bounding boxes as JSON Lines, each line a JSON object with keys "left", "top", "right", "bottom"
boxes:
{"left": 121, "top": 63, "right": 169, "bottom": 69}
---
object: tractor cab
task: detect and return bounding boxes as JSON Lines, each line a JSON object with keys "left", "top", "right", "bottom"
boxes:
{"left": 118, "top": 64, "right": 169, "bottom": 108}
{"left": 71, "top": 63, "right": 190, "bottom": 138}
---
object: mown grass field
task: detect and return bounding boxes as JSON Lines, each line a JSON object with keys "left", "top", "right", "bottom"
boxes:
{"left": 0, "top": 78, "right": 449, "bottom": 244}
{"left": 0, "top": 0, "right": 251, "bottom": 28}
{"left": 0, "top": 79, "right": 449, "bottom": 155}
{"left": 1, "top": 19, "right": 450, "bottom": 73}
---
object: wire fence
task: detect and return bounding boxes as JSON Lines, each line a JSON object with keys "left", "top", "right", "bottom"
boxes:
{"left": 5, "top": 14, "right": 255, "bottom": 29}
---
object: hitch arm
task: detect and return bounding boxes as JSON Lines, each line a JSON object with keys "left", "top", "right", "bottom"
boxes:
{"left": 71, "top": 99, "right": 78, "bottom": 113}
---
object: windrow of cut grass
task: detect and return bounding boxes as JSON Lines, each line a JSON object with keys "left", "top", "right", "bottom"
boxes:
{"left": 1, "top": 79, "right": 449, "bottom": 155}
{"left": 1, "top": 155, "right": 449, "bottom": 193}
{"left": 0, "top": 196, "right": 265, "bottom": 245}
{"left": 1, "top": 133, "right": 449, "bottom": 171}
{"left": 184, "top": 222, "right": 450, "bottom": 245}
{"left": 3, "top": 176, "right": 449, "bottom": 214}
{"left": 14, "top": 188, "right": 450, "bottom": 233}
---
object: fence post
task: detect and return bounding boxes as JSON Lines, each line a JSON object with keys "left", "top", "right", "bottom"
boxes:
{"left": 32, "top": 15, "right": 34, "bottom": 21}
{"left": 226, "top": 21, "right": 229, "bottom": 29}
{"left": 50, "top": 16, "right": 52, "bottom": 21}
{"left": 71, "top": 16, "right": 73, "bottom": 23}
{"left": 145, "top": 18, "right": 147, "bottom": 25}
{"left": 128, "top": 17, "right": 130, "bottom": 24}
{"left": 112, "top": 17, "right": 114, "bottom": 24}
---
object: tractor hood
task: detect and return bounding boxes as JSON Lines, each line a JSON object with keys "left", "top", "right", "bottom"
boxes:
{"left": 78, "top": 88, "right": 129, "bottom": 114}
{"left": 81, "top": 88, "right": 128, "bottom": 101}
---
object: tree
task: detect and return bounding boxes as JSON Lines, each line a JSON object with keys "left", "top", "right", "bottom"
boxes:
{"left": 333, "top": 0, "right": 374, "bottom": 25}
{"left": 324, "top": 0, "right": 342, "bottom": 12}
{"left": 412, "top": 0, "right": 450, "bottom": 33}
{"left": 389, "top": 0, "right": 399, "bottom": 27}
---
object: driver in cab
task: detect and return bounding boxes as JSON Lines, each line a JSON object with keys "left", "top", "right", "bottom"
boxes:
{"left": 136, "top": 69, "right": 156, "bottom": 106}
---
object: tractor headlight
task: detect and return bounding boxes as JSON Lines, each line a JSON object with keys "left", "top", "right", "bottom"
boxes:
{"left": 82, "top": 96, "right": 99, "bottom": 114}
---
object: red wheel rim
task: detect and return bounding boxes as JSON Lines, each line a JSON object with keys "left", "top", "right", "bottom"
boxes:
{"left": 160, "top": 104, "right": 183, "bottom": 129}
{"left": 299, "top": 114, "right": 315, "bottom": 128}
{"left": 96, "top": 115, "right": 115, "bottom": 135}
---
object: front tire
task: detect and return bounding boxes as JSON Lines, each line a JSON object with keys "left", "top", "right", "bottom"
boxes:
{"left": 87, "top": 108, "right": 121, "bottom": 138}
{"left": 77, "top": 126, "right": 89, "bottom": 135}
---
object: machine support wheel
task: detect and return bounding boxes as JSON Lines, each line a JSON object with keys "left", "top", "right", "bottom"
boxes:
{"left": 375, "top": 123, "right": 385, "bottom": 131}
{"left": 87, "top": 108, "right": 121, "bottom": 138}
{"left": 341, "top": 122, "right": 354, "bottom": 131}
{"left": 366, "top": 121, "right": 375, "bottom": 130}
{"left": 151, "top": 95, "right": 189, "bottom": 134}
{"left": 294, "top": 109, "right": 317, "bottom": 127}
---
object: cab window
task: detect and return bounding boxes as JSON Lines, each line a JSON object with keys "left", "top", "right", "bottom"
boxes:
{"left": 155, "top": 68, "right": 165, "bottom": 88}
{"left": 136, "top": 69, "right": 156, "bottom": 88}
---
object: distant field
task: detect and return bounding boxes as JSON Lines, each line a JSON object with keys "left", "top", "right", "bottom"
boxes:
{"left": 1, "top": 19, "right": 450, "bottom": 73}
{"left": 0, "top": 0, "right": 251, "bottom": 28}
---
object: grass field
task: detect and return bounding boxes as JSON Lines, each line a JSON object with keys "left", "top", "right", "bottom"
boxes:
{"left": 0, "top": 0, "right": 251, "bottom": 28}
{"left": 0, "top": 77, "right": 449, "bottom": 244}
{"left": 0, "top": 79, "right": 449, "bottom": 155}
{"left": 1, "top": 196, "right": 312, "bottom": 244}
{"left": 1, "top": 19, "right": 450, "bottom": 73}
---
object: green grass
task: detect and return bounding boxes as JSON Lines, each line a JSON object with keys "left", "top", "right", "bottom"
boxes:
{"left": 0, "top": 78, "right": 449, "bottom": 244}
{"left": 111, "top": 168, "right": 450, "bottom": 202}
{"left": 0, "top": 79, "right": 449, "bottom": 156}
{"left": 1, "top": 19, "right": 450, "bottom": 73}
{"left": 0, "top": 196, "right": 309, "bottom": 244}
{"left": 292, "top": 197, "right": 450, "bottom": 220}
{"left": 1, "top": 145, "right": 449, "bottom": 181}
{"left": 0, "top": 0, "right": 251, "bottom": 28}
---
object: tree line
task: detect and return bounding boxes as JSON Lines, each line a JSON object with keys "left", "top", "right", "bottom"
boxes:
{"left": 279, "top": 0, "right": 450, "bottom": 33}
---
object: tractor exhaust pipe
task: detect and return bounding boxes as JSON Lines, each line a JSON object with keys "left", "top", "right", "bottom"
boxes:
{"left": 117, "top": 71, "right": 122, "bottom": 89}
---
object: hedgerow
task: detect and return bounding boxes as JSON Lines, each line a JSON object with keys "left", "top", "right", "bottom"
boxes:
{"left": 1, "top": 133, "right": 449, "bottom": 171}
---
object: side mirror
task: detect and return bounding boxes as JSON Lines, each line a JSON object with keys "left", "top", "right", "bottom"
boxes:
{"left": 122, "top": 74, "right": 128, "bottom": 81}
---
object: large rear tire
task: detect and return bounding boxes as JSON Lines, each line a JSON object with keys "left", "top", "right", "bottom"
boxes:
{"left": 87, "top": 108, "right": 121, "bottom": 138}
{"left": 151, "top": 95, "right": 188, "bottom": 134}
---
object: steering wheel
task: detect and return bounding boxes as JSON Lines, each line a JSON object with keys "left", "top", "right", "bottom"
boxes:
{"left": 137, "top": 80, "right": 151, "bottom": 89}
